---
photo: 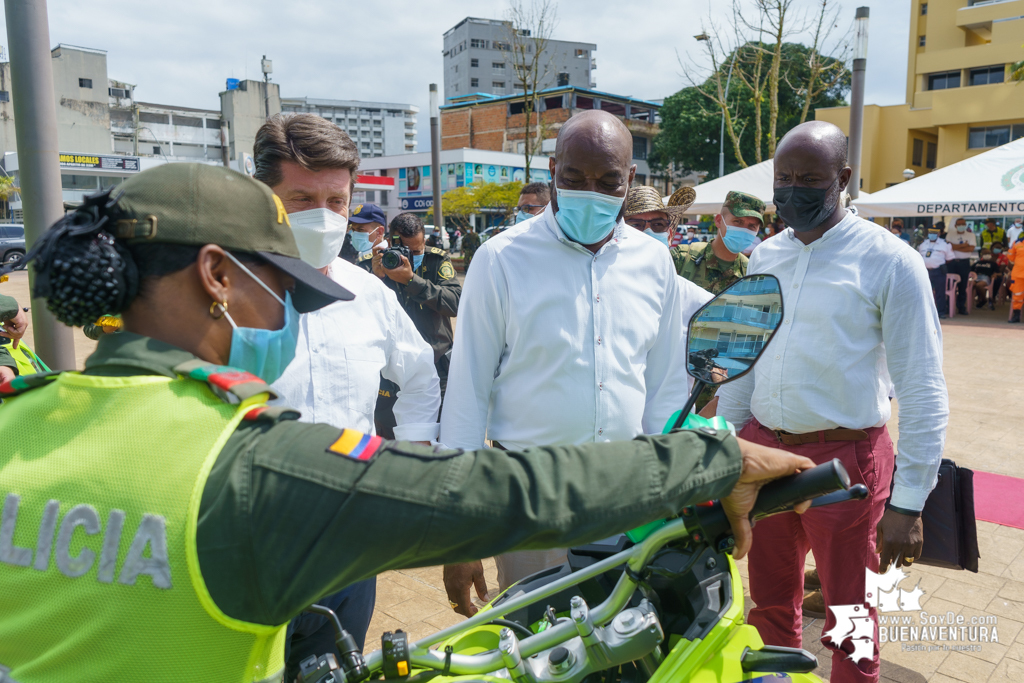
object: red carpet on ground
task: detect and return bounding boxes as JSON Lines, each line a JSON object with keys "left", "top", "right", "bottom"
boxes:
{"left": 974, "top": 471, "right": 1024, "bottom": 529}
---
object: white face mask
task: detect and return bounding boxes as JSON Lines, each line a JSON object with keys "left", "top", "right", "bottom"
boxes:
{"left": 288, "top": 208, "right": 349, "bottom": 269}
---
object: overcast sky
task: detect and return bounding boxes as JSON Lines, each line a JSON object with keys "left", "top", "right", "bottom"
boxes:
{"left": 1, "top": 0, "right": 910, "bottom": 152}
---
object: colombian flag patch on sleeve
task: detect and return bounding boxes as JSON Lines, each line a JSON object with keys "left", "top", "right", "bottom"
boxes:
{"left": 327, "top": 429, "right": 383, "bottom": 461}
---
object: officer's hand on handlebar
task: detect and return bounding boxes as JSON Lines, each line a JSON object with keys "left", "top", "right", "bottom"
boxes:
{"left": 443, "top": 561, "right": 489, "bottom": 618}
{"left": 722, "top": 439, "right": 816, "bottom": 560}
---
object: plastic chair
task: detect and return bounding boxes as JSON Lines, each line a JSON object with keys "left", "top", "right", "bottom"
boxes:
{"left": 966, "top": 272, "right": 977, "bottom": 314}
{"left": 945, "top": 274, "right": 960, "bottom": 318}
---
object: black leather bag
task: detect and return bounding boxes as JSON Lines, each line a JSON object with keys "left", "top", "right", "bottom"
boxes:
{"left": 916, "top": 459, "right": 980, "bottom": 572}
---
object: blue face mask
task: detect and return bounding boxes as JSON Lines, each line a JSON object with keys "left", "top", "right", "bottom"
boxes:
{"left": 554, "top": 188, "right": 624, "bottom": 245}
{"left": 412, "top": 254, "right": 424, "bottom": 271}
{"left": 928, "top": 233, "right": 939, "bottom": 242}
{"left": 350, "top": 231, "right": 373, "bottom": 254}
{"left": 516, "top": 210, "right": 533, "bottom": 224}
{"left": 721, "top": 225, "right": 759, "bottom": 254}
{"left": 220, "top": 253, "right": 300, "bottom": 385}
{"left": 644, "top": 228, "right": 670, "bottom": 247}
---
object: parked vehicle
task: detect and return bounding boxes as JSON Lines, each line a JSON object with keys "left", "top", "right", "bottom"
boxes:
{"left": 0, "top": 224, "right": 25, "bottom": 265}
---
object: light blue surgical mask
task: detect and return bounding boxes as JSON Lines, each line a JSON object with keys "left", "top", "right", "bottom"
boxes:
{"left": 721, "top": 225, "right": 759, "bottom": 254}
{"left": 412, "top": 254, "right": 424, "bottom": 271}
{"left": 516, "top": 210, "right": 533, "bottom": 224}
{"left": 350, "top": 231, "right": 373, "bottom": 254}
{"left": 928, "top": 233, "right": 939, "bottom": 242}
{"left": 554, "top": 188, "right": 624, "bottom": 245}
{"left": 644, "top": 228, "right": 670, "bottom": 247}
{"left": 221, "top": 252, "right": 300, "bottom": 385}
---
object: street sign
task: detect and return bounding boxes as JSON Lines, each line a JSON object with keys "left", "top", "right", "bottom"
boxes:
{"left": 400, "top": 196, "right": 433, "bottom": 211}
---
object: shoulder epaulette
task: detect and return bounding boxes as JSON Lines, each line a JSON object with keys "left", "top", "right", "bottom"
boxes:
{"left": 357, "top": 252, "right": 374, "bottom": 263}
{"left": 0, "top": 371, "right": 62, "bottom": 402}
{"left": 242, "top": 405, "right": 301, "bottom": 423}
{"left": 173, "top": 360, "right": 278, "bottom": 404}
{"left": 428, "top": 246, "right": 447, "bottom": 256}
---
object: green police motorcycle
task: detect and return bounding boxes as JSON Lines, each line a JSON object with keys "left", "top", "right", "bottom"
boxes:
{"left": 298, "top": 275, "right": 869, "bottom": 683}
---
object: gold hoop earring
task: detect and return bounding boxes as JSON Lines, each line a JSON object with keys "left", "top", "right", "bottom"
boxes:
{"left": 209, "top": 300, "right": 228, "bottom": 320}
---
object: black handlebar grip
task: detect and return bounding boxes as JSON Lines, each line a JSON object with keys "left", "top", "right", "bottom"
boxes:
{"left": 749, "top": 459, "right": 851, "bottom": 520}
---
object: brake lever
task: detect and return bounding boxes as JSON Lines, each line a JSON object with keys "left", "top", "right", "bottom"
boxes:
{"left": 809, "top": 484, "right": 869, "bottom": 508}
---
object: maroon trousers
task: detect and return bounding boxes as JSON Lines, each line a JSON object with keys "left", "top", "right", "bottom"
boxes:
{"left": 740, "top": 418, "right": 894, "bottom": 683}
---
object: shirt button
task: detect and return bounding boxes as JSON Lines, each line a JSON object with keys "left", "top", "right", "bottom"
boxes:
{"left": 772, "top": 392, "right": 778, "bottom": 398}
{"left": 803, "top": 246, "right": 810, "bottom": 252}
{"left": 599, "top": 382, "right": 603, "bottom": 390}
{"left": 597, "top": 336, "right": 602, "bottom": 344}
{"left": 793, "top": 283, "right": 799, "bottom": 288}
{"left": 775, "top": 355, "right": 780, "bottom": 360}
{"left": 598, "top": 428, "right": 603, "bottom": 435}
{"left": 784, "top": 319, "right": 790, "bottom": 324}
{"left": 596, "top": 295, "right": 601, "bottom": 302}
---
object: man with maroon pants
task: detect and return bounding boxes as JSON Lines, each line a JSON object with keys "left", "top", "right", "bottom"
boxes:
{"left": 716, "top": 121, "right": 947, "bottom": 683}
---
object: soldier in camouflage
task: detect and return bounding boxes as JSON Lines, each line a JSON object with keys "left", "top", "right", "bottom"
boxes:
{"left": 670, "top": 190, "right": 766, "bottom": 296}
{"left": 460, "top": 228, "right": 481, "bottom": 271}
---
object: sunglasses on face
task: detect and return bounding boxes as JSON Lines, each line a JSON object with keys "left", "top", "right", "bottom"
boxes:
{"left": 625, "top": 218, "right": 671, "bottom": 232}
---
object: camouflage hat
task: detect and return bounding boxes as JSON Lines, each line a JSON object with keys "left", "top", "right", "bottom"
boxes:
{"left": 722, "top": 190, "right": 766, "bottom": 224}
{"left": 624, "top": 186, "right": 687, "bottom": 218}
{"left": 113, "top": 163, "right": 353, "bottom": 312}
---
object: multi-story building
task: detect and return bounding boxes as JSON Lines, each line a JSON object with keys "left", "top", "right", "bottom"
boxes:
{"left": 817, "top": 0, "right": 1024, "bottom": 194}
{"left": 280, "top": 97, "right": 417, "bottom": 158}
{"left": 442, "top": 17, "right": 596, "bottom": 102}
{"left": 440, "top": 86, "right": 671, "bottom": 191}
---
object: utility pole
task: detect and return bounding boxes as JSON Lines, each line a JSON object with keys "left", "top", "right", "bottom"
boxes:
{"left": 261, "top": 55, "right": 272, "bottom": 120}
{"left": 429, "top": 83, "right": 443, "bottom": 228}
{"left": 5, "top": 0, "right": 77, "bottom": 370}
{"left": 848, "top": 7, "right": 870, "bottom": 199}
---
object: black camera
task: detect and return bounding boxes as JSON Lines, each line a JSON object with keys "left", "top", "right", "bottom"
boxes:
{"left": 381, "top": 245, "right": 411, "bottom": 270}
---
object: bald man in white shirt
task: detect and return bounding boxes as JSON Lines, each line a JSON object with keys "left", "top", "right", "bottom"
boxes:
{"left": 716, "top": 122, "right": 947, "bottom": 683}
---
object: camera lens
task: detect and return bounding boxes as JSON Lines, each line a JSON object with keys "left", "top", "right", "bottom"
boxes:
{"left": 381, "top": 250, "right": 401, "bottom": 270}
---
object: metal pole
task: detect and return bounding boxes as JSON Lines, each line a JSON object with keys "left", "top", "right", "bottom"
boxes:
{"left": 848, "top": 7, "right": 870, "bottom": 199}
{"left": 430, "top": 84, "right": 443, "bottom": 228}
{"left": 719, "top": 51, "right": 736, "bottom": 179}
{"left": 5, "top": 0, "right": 77, "bottom": 370}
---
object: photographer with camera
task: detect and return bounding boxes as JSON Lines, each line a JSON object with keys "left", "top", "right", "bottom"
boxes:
{"left": 363, "top": 213, "right": 461, "bottom": 437}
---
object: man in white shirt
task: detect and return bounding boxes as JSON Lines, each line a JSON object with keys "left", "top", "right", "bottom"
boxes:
{"left": 716, "top": 121, "right": 947, "bottom": 683}
{"left": 919, "top": 227, "right": 955, "bottom": 318}
{"left": 1007, "top": 218, "right": 1023, "bottom": 249}
{"left": 946, "top": 218, "right": 976, "bottom": 315}
{"left": 252, "top": 113, "right": 441, "bottom": 677}
{"left": 440, "top": 111, "right": 700, "bottom": 613}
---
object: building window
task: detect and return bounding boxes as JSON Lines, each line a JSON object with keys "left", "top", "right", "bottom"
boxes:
{"left": 927, "top": 70, "right": 960, "bottom": 90}
{"left": 108, "top": 87, "right": 129, "bottom": 99}
{"left": 921, "top": 3, "right": 927, "bottom": 14}
{"left": 152, "top": 146, "right": 162, "bottom": 155}
{"left": 1013, "top": 124, "right": 1024, "bottom": 141}
{"left": 174, "top": 115, "right": 204, "bottom": 128}
{"left": 0, "top": 91, "right": 8, "bottom": 102}
{"left": 492, "top": 81, "right": 506, "bottom": 94}
{"left": 471, "top": 58, "right": 479, "bottom": 67}
{"left": 575, "top": 49, "right": 588, "bottom": 58}
{"left": 361, "top": 142, "right": 371, "bottom": 149}
{"left": 968, "top": 126, "right": 1011, "bottom": 149}
{"left": 492, "top": 62, "right": 505, "bottom": 74}
{"left": 139, "top": 112, "right": 170, "bottom": 125}
{"left": 78, "top": 78, "right": 92, "bottom": 88}
{"left": 61, "top": 174, "right": 99, "bottom": 190}
{"left": 632, "top": 135, "right": 648, "bottom": 161}
{"left": 471, "top": 38, "right": 487, "bottom": 49}
{"left": 926, "top": 141, "right": 937, "bottom": 169}
{"left": 493, "top": 40, "right": 512, "bottom": 51}
{"left": 918, "top": 35, "right": 926, "bottom": 47}
{"left": 969, "top": 65, "right": 1005, "bottom": 86}
{"left": 471, "top": 78, "right": 479, "bottom": 88}
{"left": 912, "top": 138, "right": 924, "bottom": 166}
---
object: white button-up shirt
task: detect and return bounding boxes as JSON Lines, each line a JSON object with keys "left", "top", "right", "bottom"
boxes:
{"left": 918, "top": 238, "right": 954, "bottom": 269}
{"left": 440, "top": 204, "right": 709, "bottom": 451}
{"left": 272, "top": 258, "right": 441, "bottom": 441}
{"left": 716, "top": 211, "right": 948, "bottom": 510}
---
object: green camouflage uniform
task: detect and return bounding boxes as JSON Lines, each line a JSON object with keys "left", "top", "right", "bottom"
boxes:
{"left": 461, "top": 230, "right": 481, "bottom": 270}
{"left": 673, "top": 190, "right": 764, "bottom": 409}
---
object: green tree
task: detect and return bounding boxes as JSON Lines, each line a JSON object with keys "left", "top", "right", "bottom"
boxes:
{"left": 441, "top": 181, "right": 524, "bottom": 230}
{"left": 0, "top": 176, "right": 20, "bottom": 221}
{"left": 651, "top": 41, "right": 849, "bottom": 179}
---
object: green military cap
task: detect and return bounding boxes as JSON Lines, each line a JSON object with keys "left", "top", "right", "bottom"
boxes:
{"left": 723, "top": 190, "right": 766, "bottom": 224}
{"left": 113, "top": 163, "right": 353, "bottom": 312}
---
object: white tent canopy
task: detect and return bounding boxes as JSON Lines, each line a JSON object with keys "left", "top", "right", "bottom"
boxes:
{"left": 853, "top": 137, "right": 1024, "bottom": 218}
{"left": 673, "top": 159, "right": 776, "bottom": 215}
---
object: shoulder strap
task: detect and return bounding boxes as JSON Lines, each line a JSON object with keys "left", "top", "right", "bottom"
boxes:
{"left": 172, "top": 360, "right": 278, "bottom": 403}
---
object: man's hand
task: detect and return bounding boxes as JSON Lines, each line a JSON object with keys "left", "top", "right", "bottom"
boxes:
{"left": 443, "top": 561, "right": 489, "bottom": 617}
{"left": 383, "top": 255, "right": 415, "bottom": 285}
{"left": 876, "top": 508, "right": 924, "bottom": 571}
{"left": 721, "top": 439, "right": 816, "bottom": 560}
{"left": 0, "top": 309, "right": 28, "bottom": 349}
{"left": 0, "top": 366, "right": 14, "bottom": 383}
{"left": 371, "top": 246, "right": 387, "bottom": 279}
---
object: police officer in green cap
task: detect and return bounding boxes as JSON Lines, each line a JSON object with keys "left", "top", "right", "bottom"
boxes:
{"left": 671, "top": 190, "right": 766, "bottom": 295}
{"left": 0, "top": 293, "right": 26, "bottom": 382}
{"left": 0, "top": 163, "right": 811, "bottom": 683}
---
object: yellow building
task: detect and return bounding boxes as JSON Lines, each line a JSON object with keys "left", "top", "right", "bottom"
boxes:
{"left": 816, "top": 0, "right": 1024, "bottom": 194}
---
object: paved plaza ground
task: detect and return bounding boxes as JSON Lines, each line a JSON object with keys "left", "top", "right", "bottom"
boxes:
{"left": 4, "top": 270, "right": 1023, "bottom": 681}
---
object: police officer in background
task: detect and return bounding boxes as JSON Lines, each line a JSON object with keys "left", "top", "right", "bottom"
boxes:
{"left": 361, "top": 212, "right": 461, "bottom": 437}
{"left": 341, "top": 203, "right": 387, "bottom": 264}
{"left": 0, "top": 293, "right": 26, "bottom": 382}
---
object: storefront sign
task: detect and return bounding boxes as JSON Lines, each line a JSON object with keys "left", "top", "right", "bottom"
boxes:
{"left": 58, "top": 154, "right": 141, "bottom": 172}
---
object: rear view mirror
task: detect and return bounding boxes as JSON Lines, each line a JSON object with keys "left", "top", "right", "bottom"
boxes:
{"left": 686, "top": 274, "right": 784, "bottom": 386}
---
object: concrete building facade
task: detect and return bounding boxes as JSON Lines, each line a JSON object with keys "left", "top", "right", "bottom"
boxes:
{"left": 439, "top": 86, "right": 668, "bottom": 190}
{"left": 817, "top": 0, "right": 1024, "bottom": 193}
{"left": 442, "top": 17, "right": 596, "bottom": 102}
{"left": 281, "top": 97, "right": 418, "bottom": 158}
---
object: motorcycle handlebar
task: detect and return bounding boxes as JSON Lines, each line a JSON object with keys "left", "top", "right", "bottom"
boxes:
{"left": 749, "top": 459, "right": 851, "bottom": 520}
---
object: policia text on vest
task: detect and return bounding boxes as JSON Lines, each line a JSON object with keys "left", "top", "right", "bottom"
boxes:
{"left": 1, "top": 493, "right": 171, "bottom": 587}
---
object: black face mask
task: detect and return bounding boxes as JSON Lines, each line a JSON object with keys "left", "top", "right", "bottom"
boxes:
{"left": 773, "top": 176, "right": 841, "bottom": 233}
